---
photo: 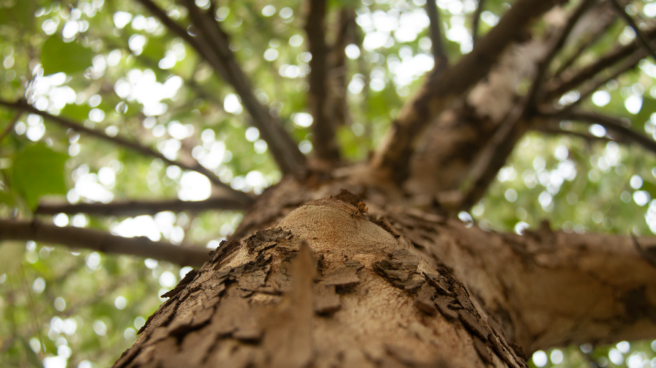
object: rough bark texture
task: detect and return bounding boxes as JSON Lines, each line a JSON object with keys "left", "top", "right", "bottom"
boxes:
{"left": 112, "top": 181, "right": 656, "bottom": 368}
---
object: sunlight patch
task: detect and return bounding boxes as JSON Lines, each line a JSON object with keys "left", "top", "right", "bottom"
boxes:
{"left": 178, "top": 172, "right": 211, "bottom": 201}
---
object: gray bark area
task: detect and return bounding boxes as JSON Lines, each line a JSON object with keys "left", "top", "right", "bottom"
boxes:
{"left": 112, "top": 181, "right": 656, "bottom": 368}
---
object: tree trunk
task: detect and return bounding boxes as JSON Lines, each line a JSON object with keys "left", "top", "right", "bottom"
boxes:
{"left": 112, "top": 178, "right": 656, "bottom": 368}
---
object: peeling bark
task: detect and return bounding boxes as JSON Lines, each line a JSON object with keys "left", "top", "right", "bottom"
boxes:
{"left": 113, "top": 183, "right": 656, "bottom": 368}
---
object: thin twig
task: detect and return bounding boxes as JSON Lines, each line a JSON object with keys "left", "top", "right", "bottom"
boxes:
{"left": 550, "top": 110, "right": 656, "bottom": 155}
{"left": 458, "top": 105, "right": 527, "bottom": 211}
{"left": 35, "top": 197, "right": 247, "bottom": 217}
{"left": 526, "top": 0, "right": 595, "bottom": 111}
{"left": 138, "top": 0, "right": 306, "bottom": 175}
{"left": 552, "top": 15, "right": 616, "bottom": 79}
{"left": 472, "top": 0, "right": 485, "bottom": 46}
{"left": 304, "top": 0, "right": 340, "bottom": 162}
{"left": 533, "top": 124, "right": 613, "bottom": 143}
{"left": 559, "top": 50, "right": 644, "bottom": 113}
{"left": 103, "top": 37, "right": 224, "bottom": 108}
{"left": 0, "top": 219, "right": 209, "bottom": 267}
{"left": 19, "top": 266, "right": 44, "bottom": 359}
{"left": 0, "top": 110, "right": 22, "bottom": 143}
{"left": 544, "top": 26, "right": 656, "bottom": 102}
{"left": 608, "top": 0, "right": 656, "bottom": 63}
{"left": 0, "top": 99, "right": 253, "bottom": 204}
{"left": 426, "top": 0, "right": 448, "bottom": 73}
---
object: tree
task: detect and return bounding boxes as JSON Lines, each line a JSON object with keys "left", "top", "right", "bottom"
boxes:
{"left": 1, "top": 0, "right": 656, "bottom": 366}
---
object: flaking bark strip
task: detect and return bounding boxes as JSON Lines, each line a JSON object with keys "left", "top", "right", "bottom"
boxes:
{"left": 210, "top": 240, "right": 241, "bottom": 269}
{"left": 424, "top": 272, "right": 453, "bottom": 296}
{"left": 321, "top": 260, "right": 364, "bottom": 287}
{"left": 161, "top": 269, "right": 199, "bottom": 298}
{"left": 473, "top": 335, "right": 494, "bottom": 365}
{"left": 245, "top": 227, "right": 292, "bottom": 253}
{"left": 314, "top": 284, "right": 341, "bottom": 314}
{"left": 223, "top": 253, "right": 272, "bottom": 293}
{"left": 414, "top": 284, "right": 437, "bottom": 315}
{"left": 488, "top": 334, "right": 519, "bottom": 368}
{"left": 334, "top": 188, "right": 368, "bottom": 214}
{"left": 274, "top": 252, "right": 297, "bottom": 290}
{"left": 373, "top": 249, "right": 425, "bottom": 291}
{"left": 508, "top": 342, "right": 529, "bottom": 368}
{"left": 434, "top": 296, "right": 459, "bottom": 319}
{"left": 458, "top": 309, "right": 490, "bottom": 341}
{"left": 137, "top": 297, "right": 181, "bottom": 334}
{"left": 374, "top": 217, "right": 402, "bottom": 238}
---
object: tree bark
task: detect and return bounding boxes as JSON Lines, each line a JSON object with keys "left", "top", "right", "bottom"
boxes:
{"left": 112, "top": 180, "right": 656, "bottom": 368}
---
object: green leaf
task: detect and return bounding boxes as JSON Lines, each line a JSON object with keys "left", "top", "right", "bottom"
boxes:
{"left": 60, "top": 103, "right": 92, "bottom": 121}
{"left": 0, "top": 0, "right": 32, "bottom": 28}
{"left": 633, "top": 97, "right": 656, "bottom": 131}
{"left": 141, "top": 35, "right": 166, "bottom": 62}
{"left": 11, "top": 144, "right": 68, "bottom": 209}
{"left": 19, "top": 337, "right": 41, "bottom": 368}
{"left": 641, "top": 180, "right": 656, "bottom": 199}
{"left": 0, "top": 188, "right": 18, "bottom": 207}
{"left": 40, "top": 36, "right": 94, "bottom": 76}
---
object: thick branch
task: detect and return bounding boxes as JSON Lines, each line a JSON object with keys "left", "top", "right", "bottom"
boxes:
{"left": 472, "top": 0, "right": 485, "bottom": 45}
{"left": 371, "top": 0, "right": 562, "bottom": 184}
{"left": 305, "top": 0, "right": 340, "bottom": 162}
{"left": 329, "top": 9, "right": 356, "bottom": 129}
{"left": 35, "top": 197, "right": 246, "bottom": 217}
{"left": 552, "top": 110, "right": 656, "bottom": 154}
{"left": 425, "top": 0, "right": 448, "bottom": 72}
{"left": 526, "top": 0, "right": 595, "bottom": 110}
{"left": 609, "top": 0, "right": 656, "bottom": 62}
{"left": 0, "top": 219, "right": 209, "bottom": 267}
{"left": 0, "top": 99, "right": 253, "bottom": 204}
{"left": 437, "top": 219, "right": 656, "bottom": 351}
{"left": 138, "top": 0, "right": 305, "bottom": 175}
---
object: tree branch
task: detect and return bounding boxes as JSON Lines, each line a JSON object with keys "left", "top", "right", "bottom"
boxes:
{"left": 0, "top": 109, "right": 22, "bottom": 143}
{"left": 458, "top": 106, "right": 528, "bottom": 210}
{"left": 425, "top": 0, "right": 448, "bottom": 72}
{"left": 550, "top": 110, "right": 656, "bottom": 155}
{"left": 370, "top": 0, "right": 562, "bottom": 185}
{"left": 552, "top": 14, "right": 616, "bottom": 79}
{"left": 533, "top": 124, "right": 613, "bottom": 143}
{"left": 305, "top": 0, "right": 340, "bottom": 162}
{"left": 35, "top": 197, "right": 246, "bottom": 217}
{"left": 544, "top": 26, "right": 656, "bottom": 102}
{"left": 608, "top": 0, "right": 656, "bottom": 62}
{"left": 329, "top": 9, "right": 356, "bottom": 129}
{"left": 559, "top": 50, "right": 643, "bottom": 113}
{"left": 471, "top": 0, "right": 485, "bottom": 46}
{"left": 462, "top": 225, "right": 656, "bottom": 351}
{"left": 137, "top": 0, "right": 306, "bottom": 175}
{"left": 525, "top": 0, "right": 595, "bottom": 111}
{"left": 0, "top": 219, "right": 209, "bottom": 267}
{"left": 0, "top": 99, "right": 253, "bottom": 205}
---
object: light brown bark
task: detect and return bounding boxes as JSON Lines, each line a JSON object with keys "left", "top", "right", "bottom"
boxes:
{"left": 112, "top": 180, "right": 656, "bottom": 368}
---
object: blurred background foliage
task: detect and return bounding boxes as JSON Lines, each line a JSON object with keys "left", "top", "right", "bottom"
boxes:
{"left": 0, "top": 0, "right": 655, "bottom": 367}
